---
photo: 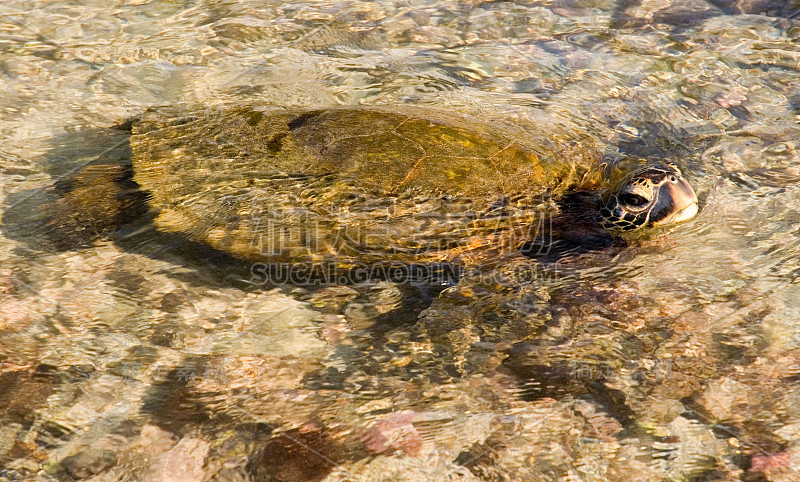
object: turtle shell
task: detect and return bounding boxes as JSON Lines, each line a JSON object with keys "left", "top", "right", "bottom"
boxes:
{"left": 129, "top": 105, "right": 603, "bottom": 265}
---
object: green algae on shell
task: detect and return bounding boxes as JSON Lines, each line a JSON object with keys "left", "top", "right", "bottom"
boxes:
{"left": 129, "top": 105, "right": 605, "bottom": 266}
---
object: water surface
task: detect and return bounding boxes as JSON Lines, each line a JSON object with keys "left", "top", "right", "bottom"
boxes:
{"left": 2, "top": 0, "right": 800, "bottom": 480}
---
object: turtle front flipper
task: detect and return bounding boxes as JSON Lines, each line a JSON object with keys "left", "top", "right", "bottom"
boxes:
{"left": 519, "top": 191, "right": 626, "bottom": 262}
{"left": 2, "top": 164, "right": 150, "bottom": 250}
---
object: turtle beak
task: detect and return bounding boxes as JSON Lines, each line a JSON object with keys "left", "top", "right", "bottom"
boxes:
{"left": 653, "top": 176, "right": 698, "bottom": 226}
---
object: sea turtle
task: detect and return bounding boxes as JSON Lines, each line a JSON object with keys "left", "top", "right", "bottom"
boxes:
{"left": 36, "top": 104, "right": 697, "bottom": 275}
{"left": 2, "top": 105, "right": 700, "bottom": 469}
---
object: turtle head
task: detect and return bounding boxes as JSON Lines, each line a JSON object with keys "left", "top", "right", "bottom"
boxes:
{"left": 599, "top": 164, "right": 698, "bottom": 232}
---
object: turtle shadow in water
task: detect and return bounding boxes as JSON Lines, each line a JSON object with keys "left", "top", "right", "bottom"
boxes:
{"left": 3, "top": 178, "right": 464, "bottom": 293}
{"left": 0, "top": 126, "right": 257, "bottom": 291}
{"left": 610, "top": 0, "right": 800, "bottom": 31}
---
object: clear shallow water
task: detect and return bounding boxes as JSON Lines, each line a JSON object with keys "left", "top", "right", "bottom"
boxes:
{"left": 2, "top": 0, "right": 800, "bottom": 480}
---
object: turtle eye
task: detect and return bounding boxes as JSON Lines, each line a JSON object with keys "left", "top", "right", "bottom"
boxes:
{"left": 620, "top": 193, "right": 649, "bottom": 207}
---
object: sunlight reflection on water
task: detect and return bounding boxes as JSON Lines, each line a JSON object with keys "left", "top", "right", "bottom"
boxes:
{"left": 2, "top": 0, "right": 800, "bottom": 479}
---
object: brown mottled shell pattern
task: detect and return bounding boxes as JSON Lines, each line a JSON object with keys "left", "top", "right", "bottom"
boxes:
{"left": 130, "top": 106, "right": 603, "bottom": 265}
